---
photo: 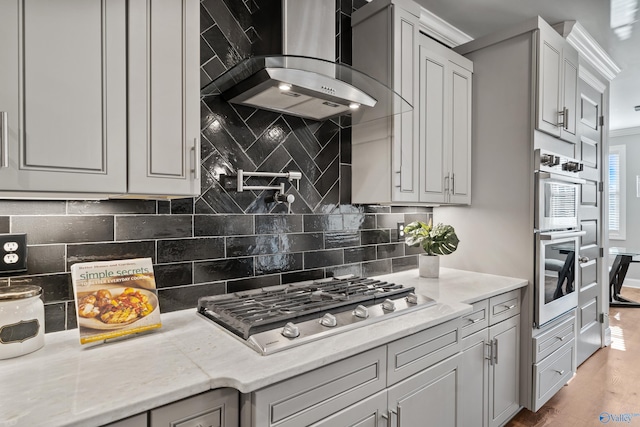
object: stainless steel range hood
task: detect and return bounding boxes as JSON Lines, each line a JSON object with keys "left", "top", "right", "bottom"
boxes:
{"left": 200, "top": 0, "right": 411, "bottom": 124}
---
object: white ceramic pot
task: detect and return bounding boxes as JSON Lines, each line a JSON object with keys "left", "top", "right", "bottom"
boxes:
{"left": 0, "top": 285, "right": 44, "bottom": 359}
{"left": 419, "top": 254, "right": 440, "bottom": 278}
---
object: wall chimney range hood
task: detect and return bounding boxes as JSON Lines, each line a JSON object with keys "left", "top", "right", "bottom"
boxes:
{"left": 200, "top": 0, "right": 411, "bottom": 124}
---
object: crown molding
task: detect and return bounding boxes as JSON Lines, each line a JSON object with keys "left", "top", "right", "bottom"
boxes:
{"left": 610, "top": 126, "right": 640, "bottom": 137}
{"left": 418, "top": 8, "right": 473, "bottom": 47}
{"left": 554, "top": 21, "right": 621, "bottom": 81}
{"left": 579, "top": 66, "right": 607, "bottom": 93}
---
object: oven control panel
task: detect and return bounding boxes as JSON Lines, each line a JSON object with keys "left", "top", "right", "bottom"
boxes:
{"left": 535, "top": 149, "right": 583, "bottom": 176}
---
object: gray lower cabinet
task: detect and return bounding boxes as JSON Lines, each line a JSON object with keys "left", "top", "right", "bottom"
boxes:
{"left": 459, "top": 290, "right": 521, "bottom": 427}
{"left": 0, "top": 0, "right": 127, "bottom": 195}
{"left": 387, "top": 352, "right": 462, "bottom": 427}
{"left": 105, "top": 389, "right": 239, "bottom": 427}
{"left": 309, "top": 391, "right": 388, "bottom": 427}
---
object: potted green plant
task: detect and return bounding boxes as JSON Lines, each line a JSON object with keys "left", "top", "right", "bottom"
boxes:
{"left": 404, "top": 219, "right": 459, "bottom": 278}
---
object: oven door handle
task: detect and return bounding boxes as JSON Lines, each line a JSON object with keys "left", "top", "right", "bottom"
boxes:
{"left": 539, "top": 230, "right": 586, "bottom": 240}
{"left": 536, "top": 171, "right": 586, "bottom": 185}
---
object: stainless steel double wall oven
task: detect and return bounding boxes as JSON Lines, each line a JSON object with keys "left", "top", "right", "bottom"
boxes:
{"left": 534, "top": 149, "right": 586, "bottom": 327}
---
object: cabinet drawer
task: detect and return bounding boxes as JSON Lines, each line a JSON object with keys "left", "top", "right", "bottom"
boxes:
{"left": 461, "top": 299, "right": 489, "bottom": 338}
{"left": 489, "top": 289, "right": 521, "bottom": 325}
{"left": 533, "top": 312, "right": 576, "bottom": 363}
{"left": 252, "top": 346, "right": 386, "bottom": 427}
{"left": 387, "top": 318, "right": 461, "bottom": 385}
{"left": 533, "top": 340, "right": 575, "bottom": 412}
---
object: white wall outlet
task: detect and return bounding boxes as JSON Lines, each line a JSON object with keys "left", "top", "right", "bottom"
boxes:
{"left": 0, "top": 233, "right": 27, "bottom": 273}
{"left": 3, "top": 242, "right": 19, "bottom": 252}
{"left": 3, "top": 254, "right": 19, "bottom": 264}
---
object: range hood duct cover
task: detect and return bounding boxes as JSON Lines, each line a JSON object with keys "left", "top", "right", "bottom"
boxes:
{"left": 201, "top": 0, "right": 412, "bottom": 124}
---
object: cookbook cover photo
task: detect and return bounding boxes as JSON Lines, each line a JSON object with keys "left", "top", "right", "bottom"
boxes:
{"left": 71, "top": 258, "right": 162, "bottom": 344}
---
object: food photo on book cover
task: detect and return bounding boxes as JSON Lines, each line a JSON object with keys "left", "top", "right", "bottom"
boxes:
{"left": 70, "top": 258, "right": 162, "bottom": 345}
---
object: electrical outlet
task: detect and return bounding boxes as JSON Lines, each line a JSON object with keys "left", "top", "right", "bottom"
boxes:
{"left": 0, "top": 233, "right": 27, "bottom": 273}
{"left": 397, "top": 222, "right": 405, "bottom": 241}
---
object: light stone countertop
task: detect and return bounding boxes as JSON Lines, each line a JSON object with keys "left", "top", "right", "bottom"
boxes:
{"left": 0, "top": 268, "right": 527, "bottom": 427}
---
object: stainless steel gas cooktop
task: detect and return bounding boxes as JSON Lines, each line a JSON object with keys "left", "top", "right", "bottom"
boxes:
{"left": 197, "top": 275, "right": 436, "bottom": 355}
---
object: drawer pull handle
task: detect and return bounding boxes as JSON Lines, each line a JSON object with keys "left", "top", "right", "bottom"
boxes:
{"left": 501, "top": 304, "right": 516, "bottom": 310}
{"left": 468, "top": 317, "right": 483, "bottom": 324}
{"left": 555, "top": 369, "right": 565, "bottom": 375}
{"left": 556, "top": 336, "right": 566, "bottom": 341}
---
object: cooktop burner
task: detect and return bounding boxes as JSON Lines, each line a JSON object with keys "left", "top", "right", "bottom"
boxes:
{"left": 197, "top": 275, "right": 436, "bottom": 355}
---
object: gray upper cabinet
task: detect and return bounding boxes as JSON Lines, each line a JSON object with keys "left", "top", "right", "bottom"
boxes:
{"left": 536, "top": 21, "right": 579, "bottom": 144}
{"left": 351, "top": 0, "right": 420, "bottom": 205}
{"left": 0, "top": 0, "right": 127, "bottom": 196}
{"left": 419, "top": 34, "right": 472, "bottom": 204}
{"left": 127, "top": 0, "right": 200, "bottom": 198}
{"left": 0, "top": 0, "right": 200, "bottom": 199}
{"left": 351, "top": 0, "right": 472, "bottom": 206}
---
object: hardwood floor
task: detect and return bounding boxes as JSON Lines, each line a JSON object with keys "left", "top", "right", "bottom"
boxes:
{"left": 507, "top": 287, "right": 640, "bottom": 427}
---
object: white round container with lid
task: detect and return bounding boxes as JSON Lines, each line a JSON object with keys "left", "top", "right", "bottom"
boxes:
{"left": 0, "top": 285, "right": 45, "bottom": 359}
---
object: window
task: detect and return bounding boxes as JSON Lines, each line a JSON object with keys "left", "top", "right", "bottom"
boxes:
{"left": 609, "top": 145, "right": 626, "bottom": 240}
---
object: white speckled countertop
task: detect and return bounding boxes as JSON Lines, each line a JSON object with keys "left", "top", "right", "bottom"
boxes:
{"left": 0, "top": 268, "right": 527, "bottom": 427}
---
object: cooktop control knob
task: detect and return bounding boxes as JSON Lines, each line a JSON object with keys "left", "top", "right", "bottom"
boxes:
{"left": 406, "top": 293, "right": 419, "bottom": 305}
{"left": 353, "top": 305, "right": 369, "bottom": 319}
{"left": 320, "top": 313, "right": 337, "bottom": 327}
{"left": 382, "top": 299, "right": 396, "bottom": 312}
{"left": 282, "top": 322, "right": 300, "bottom": 338}
{"left": 540, "top": 153, "right": 560, "bottom": 166}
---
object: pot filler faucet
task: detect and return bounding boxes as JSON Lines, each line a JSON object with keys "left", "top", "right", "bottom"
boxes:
{"left": 237, "top": 169, "right": 302, "bottom": 213}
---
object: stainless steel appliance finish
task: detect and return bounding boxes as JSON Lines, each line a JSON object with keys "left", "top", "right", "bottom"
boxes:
{"left": 535, "top": 230, "right": 586, "bottom": 326}
{"left": 197, "top": 276, "right": 436, "bottom": 355}
{"left": 534, "top": 149, "right": 585, "bottom": 232}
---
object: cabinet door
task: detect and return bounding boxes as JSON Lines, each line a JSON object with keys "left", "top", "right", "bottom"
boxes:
{"left": 0, "top": 0, "right": 127, "bottom": 194}
{"left": 536, "top": 26, "right": 562, "bottom": 138}
{"left": 488, "top": 314, "right": 520, "bottom": 427}
{"left": 150, "top": 389, "right": 239, "bottom": 427}
{"left": 559, "top": 47, "right": 579, "bottom": 143}
{"left": 391, "top": 6, "right": 419, "bottom": 203}
{"left": 418, "top": 43, "right": 447, "bottom": 204}
{"left": 128, "top": 0, "right": 200, "bottom": 197}
{"left": 309, "top": 391, "right": 387, "bottom": 427}
{"left": 387, "top": 353, "right": 462, "bottom": 427}
{"left": 460, "top": 328, "right": 489, "bottom": 427}
{"left": 448, "top": 62, "right": 472, "bottom": 204}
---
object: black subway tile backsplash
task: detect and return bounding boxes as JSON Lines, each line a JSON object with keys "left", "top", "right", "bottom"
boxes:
{"left": 325, "top": 231, "right": 360, "bottom": 249}
{"left": 44, "top": 303, "right": 67, "bottom": 333}
{"left": 3, "top": 1, "right": 434, "bottom": 334}
{"left": 154, "top": 262, "right": 194, "bottom": 288}
{"left": 256, "top": 253, "right": 303, "bottom": 275}
{"left": 361, "top": 230, "right": 391, "bottom": 245}
{"left": 12, "top": 216, "right": 114, "bottom": 245}
{"left": 226, "top": 235, "right": 280, "bottom": 257}
{"left": 115, "top": 215, "right": 192, "bottom": 241}
{"left": 67, "top": 241, "right": 156, "bottom": 268}
{"left": 194, "top": 257, "right": 254, "bottom": 283}
{"left": 0, "top": 200, "right": 66, "bottom": 215}
{"left": 227, "top": 274, "right": 281, "bottom": 293}
{"left": 0, "top": 216, "right": 9, "bottom": 233}
{"left": 157, "top": 237, "right": 224, "bottom": 263}
{"left": 304, "top": 249, "right": 344, "bottom": 269}
{"left": 158, "top": 282, "right": 226, "bottom": 313}
{"left": 26, "top": 245, "right": 66, "bottom": 275}
{"left": 255, "top": 214, "right": 303, "bottom": 234}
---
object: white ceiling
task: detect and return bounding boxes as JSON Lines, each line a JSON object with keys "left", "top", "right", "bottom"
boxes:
{"left": 416, "top": 0, "right": 640, "bottom": 131}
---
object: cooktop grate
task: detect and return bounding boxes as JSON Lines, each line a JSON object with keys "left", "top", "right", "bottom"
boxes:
{"left": 197, "top": 276, "right": 415, "bottom": 339}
